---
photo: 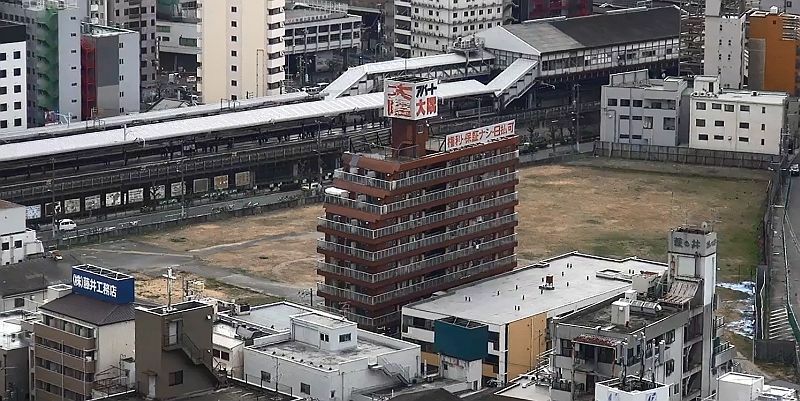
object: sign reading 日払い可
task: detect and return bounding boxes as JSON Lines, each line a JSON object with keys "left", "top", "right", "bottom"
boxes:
{"left": 71, "top": 265, "right": 135, "bottom": 304}
{"left": 445, "top": 120, "right": 516, "bottom": 151}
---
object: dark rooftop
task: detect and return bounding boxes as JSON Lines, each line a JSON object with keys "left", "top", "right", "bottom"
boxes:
{"left": 40, "top": 293, "right": 136, "bottom": 326}
{"left": 104, "top": 382, "right": 298, "bottom": 401}
{"left": 560, "top": 297, "right": 675, "bottom": 334}
{"left": 505, "top": 6, "right": 679, "bottom": 54}
{"left": 0, "top": 256, "right": 74, "bottom": 297}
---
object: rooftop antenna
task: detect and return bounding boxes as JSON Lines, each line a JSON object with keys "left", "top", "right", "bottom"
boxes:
{"left": 163, "top": 267, "right": 177, "bottom": 312}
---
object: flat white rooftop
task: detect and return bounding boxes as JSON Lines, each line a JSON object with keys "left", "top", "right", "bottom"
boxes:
{"left": 719, "top": 372, "right": 763, "bottom": 386}
{"left": 294, "top": 312, "right": 354, "bottom": 329}
{"left": 251, "top": 337, "right": 403, "bottom": 370}
{"left": 494, "top": 377, "right": 552, "bottom": 401}
{"left": 226, "top": 302, "right": 314, "bottom": 331}
{"left": 0, "top": 310, "right": 31, "bottom": 350}
{"left": 404, "top": 252, "right": 667, "bottom": 325}
{"left": 715, "top": 91, "right": 787, "bottom": 105}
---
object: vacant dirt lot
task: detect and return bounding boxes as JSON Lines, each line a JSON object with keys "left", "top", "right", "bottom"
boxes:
{"left": 138, "top": 159, "right": 768, "bottom": 287}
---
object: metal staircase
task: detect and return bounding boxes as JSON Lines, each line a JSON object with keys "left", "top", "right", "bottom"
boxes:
{"left": 178, "top": 333, "right": 228, "bottom": 385}
{"left": 376, "top": 356, "right": 412, "bottom": 385}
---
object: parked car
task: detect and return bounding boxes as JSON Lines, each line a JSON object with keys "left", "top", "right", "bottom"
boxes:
{"left": 791, "top": 164, "right": 800, "bottom": 176}
{"left": 57, "top": 219, "right": 77, "bottom": 231}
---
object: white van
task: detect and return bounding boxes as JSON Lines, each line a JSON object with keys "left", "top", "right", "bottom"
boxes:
{"left": 58, "top": 219, "right": 77, "bottom": 231}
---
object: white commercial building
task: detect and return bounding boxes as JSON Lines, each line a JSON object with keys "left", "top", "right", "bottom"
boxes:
{"left": 391, "top": 0, "right": 507, "bottom": 58}
{"left": 284, "top": 5, "right": 361, "bottom": 78}
{"left": 704, "top": 0, "right": 746, "bottom": 90}
{"left": 215, "top": 301, "right": 420, "bottom": 401}
{"left": 690, "top": 76, "right": 789, "bottom": 155}
{"left": 600, "top": 69, "right": 688, "bottom": 146}
{"left": 0, "top": 200, "right": 43, "bottom": 265}
{"left": 81, "top": 23, "right": 141, "bottom": 118}
{"left": 0, "top": 0, "right": 82, "bottom": 126}
{"left": 0, "top": 21, "right": 27, "bottom": 134}
{"left": 711, "top": 373, "right": 797, "bottom": 401}
{"left": 198, "top": 0, "right": 286, "bottom": 101}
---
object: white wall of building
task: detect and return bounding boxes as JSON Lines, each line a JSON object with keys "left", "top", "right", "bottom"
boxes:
{"left": 408, "top": 0, "right": 505, "bottom": 57}
{"left": 0, "top": 34, "right": 27, "bottom": 134}
{"left": 96, "top": 320, "right": 135, "bottom": 374}
{"left": 0, "top": 230, "right": 43, "bottom": 265}
{"left": 157, "top": 21, "right": 200, "bottom": 56}
{"left": 689, "top": 78, "right": 787, "bottom": 155}
{"left": 198, "top": 0, "right": 286, "bottom": 101}
{"left": 0, "top": 290, "right": 48, "bottom": 312}
{"left": 703, "top": 15, "right": 745, "bottom": 90}
{"left": 57, "top": 6, "right": 84, "bottom": 121}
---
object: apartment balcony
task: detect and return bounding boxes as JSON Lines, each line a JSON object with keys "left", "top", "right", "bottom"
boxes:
{"left": 318, "top": 254, "right": 516, "bottom": 305}
{"left": 34, "top": 323, "right": 96, "bottom": 351}
{"left": 325, "top": 171, "right": 518, "bottom": 215}
{"left": 318, "top": 234, "right": 516, "bottom": 283}
{"left": 319, "top": 192, "right": 518, "bottom": 240}
{"left": 320, "top": 307, "right": 401, "bottom": 328}
{"left": 266, "top": 12, "right": 285, "bottom": 24}
{"left": 714, "top": 316, "right": 725, "bottom": 338}
{"left": 713, "top": 341, "right": 735, "bottom": 367}
{"left": 34, "top": 344, "right": 97, "bottom": 373}
{"left": 395, "top": 0, "right": 411, "bottom": 7}
{"left": 265, "top": 56, "right": 284, "bottom": 69}
{"left": 335, "top": 151, "right": 517, "bottom": 191}
{"left": 318, "top": 213, "right": 517, "bottom": 261}
{"left": 35, "top": 367, "right": 91, "bottom": 396}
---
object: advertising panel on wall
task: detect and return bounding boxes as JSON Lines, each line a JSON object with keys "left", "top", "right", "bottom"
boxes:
{"left": 384, "top": 78, "right": 438, "bottom": 121}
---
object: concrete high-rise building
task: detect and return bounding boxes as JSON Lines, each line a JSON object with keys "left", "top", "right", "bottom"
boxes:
{"left": 80, "top": 23, "right": 141, "bottom": 119}
{"left": 0, "top": 21, "right": 27, "bottom": 134}
{"left": 317, "top": 77, "right": 519, "bottom": 334}
{"left": 747, "top": 8, "right": 800, "bottom": 96}
{"left": 704, "top": 16, "right": 746, "bottom": 89}
{"left": 0, "top": 0, "right": 82, "bottom": 125}
{"left": 198, "top": 0, "right": 286, "bottom": 101}
{"left": 106, "top": 0, "right": 158, "bottom": 100}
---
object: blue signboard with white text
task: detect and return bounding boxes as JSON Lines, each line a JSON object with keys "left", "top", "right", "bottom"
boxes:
{"left": 71, "top": 265, "right": 135, "bottom": 304}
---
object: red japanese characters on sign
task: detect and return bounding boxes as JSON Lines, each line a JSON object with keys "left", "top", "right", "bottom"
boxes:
{"left": 384, "top": 78, "right": 439, "bottom": 120}
{"left": 445, "top": 120, "right": 516, "bottom": 151}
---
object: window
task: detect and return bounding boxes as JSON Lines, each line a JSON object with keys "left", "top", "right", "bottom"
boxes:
{"left": 0, "top": 70, "right": 5, "bottom": 78}
{"left": 231, "top": 50, "right": 237, "bottom": 57}
{"left": 261, "top": 371, "right": 271, "bottom": 383}
{"left": 168, "top": 370, "right": 183, "bottom": 386}
{"left": 0, "top": 53, "right": 5, "bottom": 61}
{"left": 665, "top": 360, "right": 675, "bottom": 376}
{"left": 740, "top": 105, "right": 750, "bottom": 112}
{"left": 12, "top": 51, "right": 20, "bottom": 59}
{"left": 714, "top": 135, "right": 724, "bottom": 140}
{"left": 220, "top": 351, "right": 230, "bottom": 361}
{"left": 231, "top": 21, "right": 237, "bottom": 27}
{"left": 650, "top": 101, "right": 662, "bottom": 109}
{"left": 739, "top": 122, "right": 749, "bottom": 129}
{"left": 1, "top": 121, "right": 6, "bottom": 129}
{"left": 231, "top": 35, "right": 237, "bottom": 42}
{"left": 607, "top": 98, "right": 618, "bottom": 106}
{"left": 119, "top": 92, "right": 124, "bottom": 98}
{"left": 632, "top": 116, "right": 642, "bottom": 120}
{"left": 339, "top": 333, "right": 351, "bottom": 342}
{"left": 712, "top": 103, "right": 722, "bottom": 110}
{"left": 633, "top": 100, "right": 642, "bottom": 107}
{"left": 13, "top": 68, "right": 20, "bottom": 76}
{"left": 714, "top": 120, "right": 724, "bottom": 127}
{"left": 695, "top": 102, "right": 706, "bottom": 110}
{"left": 231, "top": 65, "right": 237, "bottom": 72}
{"left": 231, "top": 80, "right": 237, "bottom": 87}
{"left": 0, "top": 104, "right": 5, "bottom": 112}
{"left": 762, "top": 123, "right": 766, "bottom": 131}
{"left": 319, "top": 333, "right": 329, "bottom": 342}
{"left": 231, "top": 6, "right": 237, "bottom": 12}
{"left": 663, "top": 117, "right": 676, "bottom": 130}
{"left": 761, "top": 139, "right": 765, "bottom": 146}
{"left": 698, "top": 134, "right": 709, "bottom": 141}
{"left": 0, "top": 243, "right": 7, "bottom": 251}
{"left": 696, "top": 119, "right": 705, "bottom": 127}
{"left": 762, "top": 107, "right": 766, "bottom": 113}
{"left": 300, "top": 383, "right": 311, "bottom": 395}
{"left": 643, "top": 116, "right": 653, "bottom": 129}
{"left": 13, "top": 85, "right": 20, "bottom": 93}
{"left": 620, "top": 115, "right": 629, "bottom": 120}
{"left": 724, "top": 104, "right": 734, "bottom": 112}
{"left": 620, "top": 99, "right": 630, "bottom": 106}
{"left": 14, "top": 298, "right": 24, "bottom": 308}
{"left": 560, "top": 339, "right": 573, "bottom": 356}
{"left": 738, "top": 137, "right": 749, "bottom": 143}
{"left": 13, "top": 118, "right": 21, "bottom": 127}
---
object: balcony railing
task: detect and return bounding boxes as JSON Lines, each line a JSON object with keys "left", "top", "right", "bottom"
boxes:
{"left": 319, "top": 306, "right": 401, "bottom": 328}
{"left": 317, "top": 254, "right": 516, "bottom": 305}
{"left": 319, "top": 192, "right": 518, "bottom": 239}
{"left": 325, "top": 171, "right": 518, "bottom": 215}
{"left": 317, "top": 234, "right": 517, "bottom": 283}
{"left": 318, "top": 213, "right": 517, "bottom": 261}
{"left": 334, "top": 151, "right": 518, "bottom": 191}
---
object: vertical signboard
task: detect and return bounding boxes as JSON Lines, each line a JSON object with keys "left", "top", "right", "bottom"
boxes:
{"left": 385, "top": 78, "right": 438, "bottom": 120}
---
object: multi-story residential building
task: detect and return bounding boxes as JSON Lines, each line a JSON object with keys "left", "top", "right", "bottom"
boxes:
{"left": 75, "top": 0, "right": 107, "bottom": 24}
{"left": 198, "top": 0, "right": 286, "bottom": 100}
{"left": 0, "top": 21, "right": 27, "bottom": 134}
{"left": 548, "top": 226, "right": 735, "bottom": 401}
{"left": 135, "top": 300, "right": 226, "bottom": 400}
{"left": 0, "top": 0, "right": 82, "bottom": 126}
{"left": 0, "top": 200, "right": 43, "bottom": 265}
{"left": 747, "top": 8, "right": 800, "bottom": 96}
{"left": 316, "top": 77, "right": 519, "bottom": 333}
{"left": 0, "top": 309, "right": 36, "bottom": 401}
{"left": 80, "top": 23, "right": 140, "bottom": 119}
{"left": 690, "top": 76, "right": 788, "bottom": 155}
{"left": 601, "top": 70, "right": 689, "bottom": 146}
{"left": 517, "top": 0, "right": 588, "bottom": 21}
{"left": 107, "top": 0, "right": 157, "bottom": 99}
{"left": 284, "top": 4, "right": 361, "bottom": 80}
{"left": 32, "top": 265, "right": 136, "bottom": 401}
{"left": 213, "top": 301, "right": 421, "bottom": 401}
{"left": 155, "top": 0, "right": 199, "bottom": 73}
{"left": 401, "top": 252, "right": 667, "bottom": 384}
{"left": 704, "top": 7, "right": 746, "bottom": 90}
{"left": 710, "top": 372, "right": 798, "bottom": 401}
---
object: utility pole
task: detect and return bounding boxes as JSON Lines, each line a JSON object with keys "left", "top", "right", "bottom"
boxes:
{"left": 50, "top": 157, "right": 57, "bottom": 245}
